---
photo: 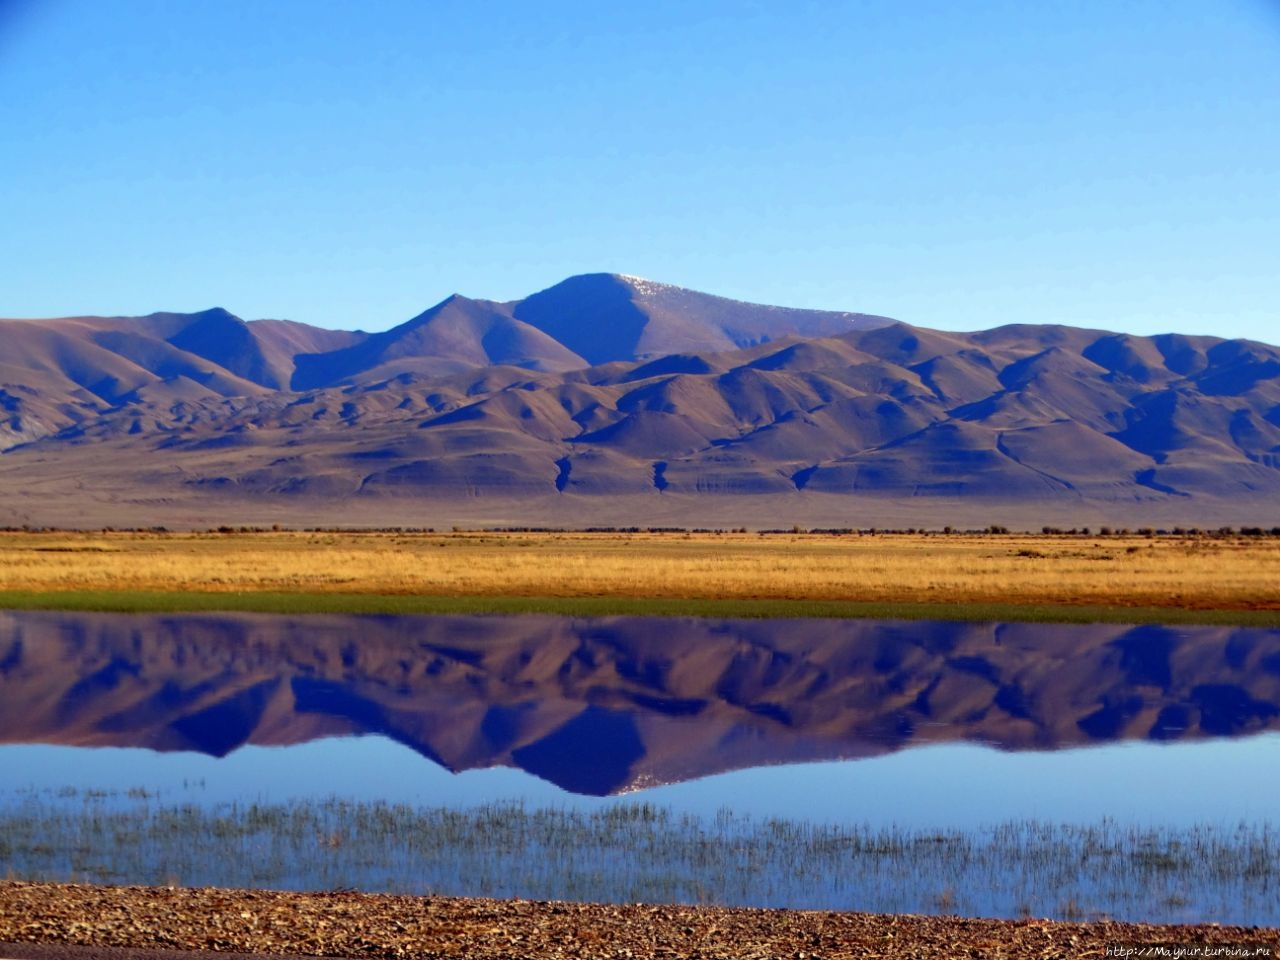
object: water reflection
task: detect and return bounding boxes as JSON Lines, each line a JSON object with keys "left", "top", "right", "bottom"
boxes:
{"left": 2, "top": 611, "right": 1278, "bottom": 796}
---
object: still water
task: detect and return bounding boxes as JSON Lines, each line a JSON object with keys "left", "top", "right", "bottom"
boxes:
{"left": 2, "top": 610, "right": 1278, "bottom": 921}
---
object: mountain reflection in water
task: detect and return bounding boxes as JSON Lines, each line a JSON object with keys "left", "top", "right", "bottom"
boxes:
{"left": 1, "top": 610, "right": 1277, "bottom": 796}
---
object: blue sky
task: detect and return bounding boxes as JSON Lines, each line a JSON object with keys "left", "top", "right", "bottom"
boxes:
{"left": 2, "top": 0, "right": 1277, "bottom": 339}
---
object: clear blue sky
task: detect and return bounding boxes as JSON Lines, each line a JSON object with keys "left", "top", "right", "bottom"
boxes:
{"left": 2, "top": 0, "right": 1278, "bottom": 340}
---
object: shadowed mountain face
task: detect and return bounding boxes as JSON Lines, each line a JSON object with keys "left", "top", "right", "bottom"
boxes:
{"left": 1, "top": 275, "right": 1279, "bottom": 528}
{"left": 2, "top": 611, "right": 1277, "bottom": 796}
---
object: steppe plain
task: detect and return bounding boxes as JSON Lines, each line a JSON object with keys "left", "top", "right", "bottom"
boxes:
{"left": 1, "top": 527, "right": 1277, "bottom": 623}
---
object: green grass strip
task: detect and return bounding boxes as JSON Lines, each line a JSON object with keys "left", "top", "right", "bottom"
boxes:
{"left": 0, "top": 589, "right": 1278, "bottom": 626}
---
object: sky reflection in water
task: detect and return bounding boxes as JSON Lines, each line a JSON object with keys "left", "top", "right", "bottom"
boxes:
{"left": 5, "top": 733, "right": 1280, "bottom": 830}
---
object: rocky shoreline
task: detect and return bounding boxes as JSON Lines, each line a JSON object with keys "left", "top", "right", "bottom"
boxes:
{"left": 2, "top": 882, "right": 1276, "bottom": 959}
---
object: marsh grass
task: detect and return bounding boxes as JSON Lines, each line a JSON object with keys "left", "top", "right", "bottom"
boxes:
{"left": 1, "top": 529, "right": 1279, "bottom": 624}
{"left": 2, "top": 789, "right": 1275, "bottom": 925}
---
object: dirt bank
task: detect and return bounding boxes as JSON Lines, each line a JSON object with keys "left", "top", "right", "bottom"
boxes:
{"left": 2, "top": 882, "right": 1276, "bottom": 959}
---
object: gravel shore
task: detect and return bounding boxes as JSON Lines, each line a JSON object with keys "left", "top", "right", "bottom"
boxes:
{"left": 2, "top": 882, "right": 1277, "bottom": 959}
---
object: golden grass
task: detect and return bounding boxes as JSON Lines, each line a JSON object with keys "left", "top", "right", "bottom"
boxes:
{"left": 0, "top": 529, "right": 1277, "bottom": 612}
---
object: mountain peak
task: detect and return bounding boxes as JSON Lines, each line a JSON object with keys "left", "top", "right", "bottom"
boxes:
{"left": 193, "top": 306, "right": 238, "bottom": 321}
{"left": 138, "top": 306, "right": 241, "bottom": 326}
{"left": 513, "top": 273, "right": 895, "bottom": 364}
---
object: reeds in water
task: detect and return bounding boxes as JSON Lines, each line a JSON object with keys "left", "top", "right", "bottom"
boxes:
{"left": 1, "top": 788, "right": 1275, "bottom": 925}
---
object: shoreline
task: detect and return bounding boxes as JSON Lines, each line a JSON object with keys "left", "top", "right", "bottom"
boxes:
{"left": 2, "top": 589, "right": 1280, "bottom": 626}
{"left": 2, "top": 882, "right": 1277, "bottom": 959}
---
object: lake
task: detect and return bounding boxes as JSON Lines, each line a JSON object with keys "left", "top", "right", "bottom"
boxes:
{"left": 2, "top": 610, "right": 1278, "bottom": 922}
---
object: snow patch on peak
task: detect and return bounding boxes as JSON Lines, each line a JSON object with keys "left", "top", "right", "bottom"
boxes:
{"left": 615, "top": 274, "right": 675, "bottom": 297}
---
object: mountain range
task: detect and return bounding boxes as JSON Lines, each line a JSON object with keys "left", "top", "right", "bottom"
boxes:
{"left": 1, "top": 273, "right": 1278, "bottom": 529}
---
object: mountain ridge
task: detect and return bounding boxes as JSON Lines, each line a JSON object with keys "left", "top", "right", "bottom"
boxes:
{"left": 1, "top": 274, "right": 1278, "bottom": 528}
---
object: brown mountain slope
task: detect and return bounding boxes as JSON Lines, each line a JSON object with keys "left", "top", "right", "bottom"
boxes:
{"left": 0, "top": 313, "right": 275, "bottom": 448}
{"left": 6, "top": 318, "right": 1277, "bottom": 527}
{"left": 290, "top": 295, "right": 588, "bottom": 389}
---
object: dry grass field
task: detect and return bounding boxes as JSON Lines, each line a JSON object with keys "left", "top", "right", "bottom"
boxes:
{"left": 0, "top": 528, "right": 1277, "bottom": 614}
